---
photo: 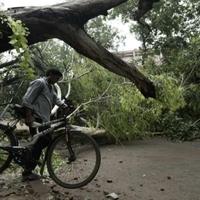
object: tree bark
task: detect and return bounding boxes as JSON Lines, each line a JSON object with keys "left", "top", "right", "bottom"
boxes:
{"left": 0, "top": 0, "right": 156, "bottom": 98}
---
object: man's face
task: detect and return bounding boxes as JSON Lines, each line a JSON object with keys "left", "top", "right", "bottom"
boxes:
{"left": 48, "top": 74, "right": 62, "bottom": 84}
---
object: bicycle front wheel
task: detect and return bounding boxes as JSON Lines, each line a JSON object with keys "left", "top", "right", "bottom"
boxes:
{"left": 0, "top": 127, "right": 17, "bottom": 173}
{"left": 47, "top": 131, "right": 101, "bottom": 188}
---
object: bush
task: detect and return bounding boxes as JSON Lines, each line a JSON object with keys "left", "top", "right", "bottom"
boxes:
{"left": 161, "top": 112, "right": 200, "bottom": 141}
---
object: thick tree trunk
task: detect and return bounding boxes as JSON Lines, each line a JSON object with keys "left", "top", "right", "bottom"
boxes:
{"left": 0, "top": 0, "right": 156, "bottom": 98}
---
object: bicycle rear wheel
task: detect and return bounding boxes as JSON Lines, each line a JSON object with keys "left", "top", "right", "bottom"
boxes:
{"left": 0, "top": 127, "right": 17, "bottom": 173}
{"left": 47, "top": 131, "right": 101, "bottom": 188}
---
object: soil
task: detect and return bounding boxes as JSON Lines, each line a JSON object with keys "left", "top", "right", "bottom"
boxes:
{"left": 1, "top": 137, "right": 200, "bottom": 200}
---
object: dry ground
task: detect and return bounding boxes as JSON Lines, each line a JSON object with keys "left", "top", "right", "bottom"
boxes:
{"left": 1, "top": 137, "right": 200, "bottom": 200}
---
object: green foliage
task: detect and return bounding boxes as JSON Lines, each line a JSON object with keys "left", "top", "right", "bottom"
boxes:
{"left": 161, "top": 113, "right": 200, "bottom": 141}
{"left": 0, "top": 14, "right": 34, "bottom": 78}
{"left": 69, "top": 57, "right": 187, "bottom": 141}
{"left": 109, "top": 0, "right": 200, "bottom": 140}
{"left": 183, "top": 84, "right": 200, "bottom": 118}
{"left": 85, "top": 16, "right": 124, "bottom": 50}
{"left": 100, "top": 84, "right": 157, "bottom": 141}
{"left": 153, "top": 74, "right": 186, "bottom": 111}
{"left": 1, "top": 2, "right": 198, "bottom": 142}
{"left": 32, "top": 39, "right": 189, "bottom": 142}
{"left": 33, "top": 39, "right": 72, "bottom": 70}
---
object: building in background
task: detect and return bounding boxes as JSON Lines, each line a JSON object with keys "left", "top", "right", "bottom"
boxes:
{"left": 115, "top": 49, "right": 162, "bottom": 66}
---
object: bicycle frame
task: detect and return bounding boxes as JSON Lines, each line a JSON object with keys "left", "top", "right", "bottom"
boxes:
{"left": 0, "top": 113, "right": 76, "bottom": 175}
{"left": 0, "top": 108, "right": 101, "bottom": 189}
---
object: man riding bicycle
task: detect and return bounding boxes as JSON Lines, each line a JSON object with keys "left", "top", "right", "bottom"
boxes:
{"left": 22, "top": 68, "right": 67, "bottom": 181}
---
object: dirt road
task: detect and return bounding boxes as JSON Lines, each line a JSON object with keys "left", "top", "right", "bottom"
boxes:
{"left": 1, "top": 137, "right": 200, "bottom": 200}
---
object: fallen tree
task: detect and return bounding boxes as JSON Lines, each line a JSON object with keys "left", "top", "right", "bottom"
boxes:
{"left": 0, "top": 0, "right": 158, "bottom": 98}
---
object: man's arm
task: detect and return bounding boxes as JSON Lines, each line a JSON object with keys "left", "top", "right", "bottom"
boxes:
{"left": 53, "top": 89, "right": 68, "bottom": 109}
{"left": 54, "top": 95, "right": 68, "bottom": 108}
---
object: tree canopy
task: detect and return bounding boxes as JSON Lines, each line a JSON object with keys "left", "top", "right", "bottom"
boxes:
{"left": 1, "top": 0, "right": 200, "bottom": 141}
{"left": 0, "top": 0, "right": 158, "bottom": 98}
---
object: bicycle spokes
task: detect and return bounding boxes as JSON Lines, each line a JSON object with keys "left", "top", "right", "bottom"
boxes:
{"left": 47, "top": 132, "right": 101, "bottom": 188}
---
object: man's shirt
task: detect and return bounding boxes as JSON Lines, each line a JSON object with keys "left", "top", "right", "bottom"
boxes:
{"left": 22, "top": 77, "right": 63, "bottom": 122}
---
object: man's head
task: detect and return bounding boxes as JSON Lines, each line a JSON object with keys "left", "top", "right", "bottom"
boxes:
{"left": 46, "top": 68, "right": 63, "bottom": 84}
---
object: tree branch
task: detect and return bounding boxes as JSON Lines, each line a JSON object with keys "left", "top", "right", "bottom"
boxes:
{"left": 0, "top": 0, "right": 156, "bottom": 98}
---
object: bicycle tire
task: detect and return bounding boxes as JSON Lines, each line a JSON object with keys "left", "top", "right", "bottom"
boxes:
{"left": 0, "top": 127, "right": 18, "bottom": 173}
{"left": 47, "top": 131, "right": 101, "bottom": 188}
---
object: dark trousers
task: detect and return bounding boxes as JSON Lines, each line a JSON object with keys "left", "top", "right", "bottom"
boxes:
{"left": 27, "top": 118, "right": 52, "bottom": 171}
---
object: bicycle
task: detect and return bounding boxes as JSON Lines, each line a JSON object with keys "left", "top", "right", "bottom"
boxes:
{"left": 0, "top": 104, "right": 101, "bottom": 189}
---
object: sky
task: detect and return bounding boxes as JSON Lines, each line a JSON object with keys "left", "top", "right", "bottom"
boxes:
{"left": 0, "top": 0, "right": 141, "bottom": 51}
